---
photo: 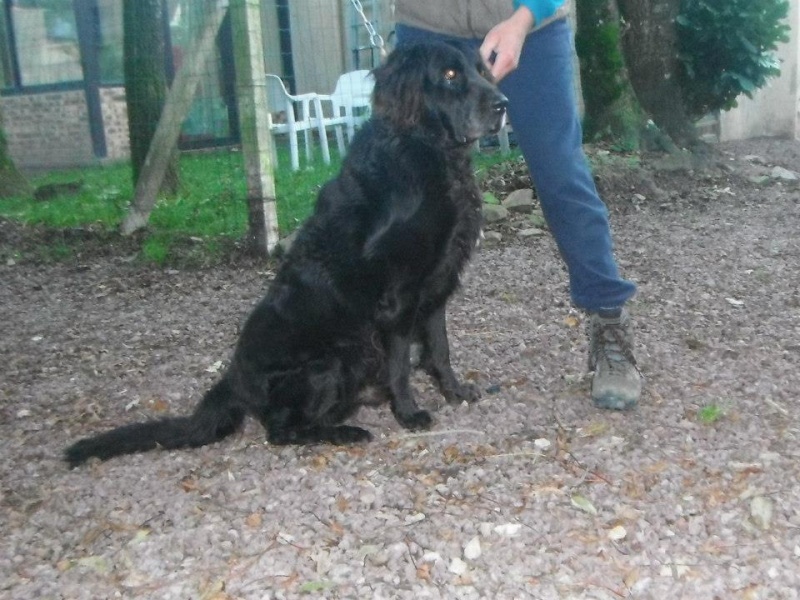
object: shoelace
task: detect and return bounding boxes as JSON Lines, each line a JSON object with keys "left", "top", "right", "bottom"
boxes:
{"left": 597, "top": 324, "right": 639, "bottom": 373}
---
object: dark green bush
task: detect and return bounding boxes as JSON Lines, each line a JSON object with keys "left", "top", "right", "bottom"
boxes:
{"left": 676, "top": 0, "right": 790, "bottom": 119}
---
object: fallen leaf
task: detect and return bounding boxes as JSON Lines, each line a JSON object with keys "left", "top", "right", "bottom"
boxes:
{"left": 245, "top": 513, "right": 262, "bottom": 528}
{"left": 199, "top": 578, "right": 228, "bottom": 600}
{"left": 128, "top": 529, "right": 150, "bottom": 545}
{"left": 564, "top": 315, "right": 581, "bottom": 328}
{"left": 570, "top": 494, "right": 598, "bottom": 516}
{"left": 750, "top": 496, "right": 773, "bottom": 530}
{"left": 76, "top": 555, "right": 110, "bottom": 574}
{"left": 579, "top": 421, "right": 609, "bottom": 437}
{"left": 149, "top": 398, "right": 169, "bottom": 412}
{"left": 623, "top": 568, "right": 640, "bottom": 589}
{"left": 180, "top": 476, "right": 199, "bottom": 493}
{"left": 56, "top": 559, "right": 72, "bottom": 572}
{"left": 310, "top": 454, "right": 329, "bottom": 470}
{"left": 298, "top": 580, "right": 335, "bottom": 593}
{"left": 416, "top": 563, "right": 433, "bottom": 582}
{"left": 443, "top": 445, "right": 463, "bottom": 464}
{"left": 329, "top": 519, "right": 344, "bottom": 536}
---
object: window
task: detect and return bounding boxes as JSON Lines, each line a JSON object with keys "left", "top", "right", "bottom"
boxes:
{"left": 9, "top": 0, "right": 83, "bottom": 86}
{"left": 96, "top": 0, "right": 122, "bottom": 83}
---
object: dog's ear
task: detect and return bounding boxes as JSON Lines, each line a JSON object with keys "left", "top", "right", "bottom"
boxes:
{"left": 371, "top": 45, "right": 427, "bottom": 130}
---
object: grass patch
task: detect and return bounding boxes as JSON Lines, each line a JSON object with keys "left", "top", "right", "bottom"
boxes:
{"left": 1, "top": 141, "right": 520, "bottom": 264}
{"left": 697, "top": 404, "right": 724, "bottom": 424}
{"left": 141, "top": 234, "right": 171, "bottom": 265}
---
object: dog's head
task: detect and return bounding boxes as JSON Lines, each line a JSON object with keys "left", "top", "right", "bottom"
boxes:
{"left": 371, "top": 41, "right": 508, "bottom": 145}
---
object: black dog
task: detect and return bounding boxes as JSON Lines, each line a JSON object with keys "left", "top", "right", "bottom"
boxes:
{"left": 65, "top": 42, "right": 508, "bottom": 467}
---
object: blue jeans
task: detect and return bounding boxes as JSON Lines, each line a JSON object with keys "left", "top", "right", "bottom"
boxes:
{"left": 395, "top": 20, "right": 636, "bottom": 311}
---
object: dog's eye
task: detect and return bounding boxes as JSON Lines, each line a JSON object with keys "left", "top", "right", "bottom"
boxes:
{"left": 443, "top": 68, "right": 458, "bottom": 82}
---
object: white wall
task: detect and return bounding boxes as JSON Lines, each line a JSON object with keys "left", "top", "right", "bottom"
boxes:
{"left": 719, "top": 0, "right": 799, "bottom": 141}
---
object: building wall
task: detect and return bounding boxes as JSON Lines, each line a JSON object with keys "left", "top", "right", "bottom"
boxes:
{"left": 1, "top": 87, "right": 131, "bottom": 170}
{"left": 1, "top": 90, "right": 94, "bottom": 171}
{"left": 290, "top": 0, "right": 346, "bottom": 94}
{"left": 100, "top": 86, "right": 130, "bottom": 160}
{"left": 719, "top": 0, "right": 800, "bottom": 141}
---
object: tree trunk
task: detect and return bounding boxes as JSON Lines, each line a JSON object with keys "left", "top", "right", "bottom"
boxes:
{"left": 120, "top": 0, "right": 226, "bottom": 235}
{"left": 0, "top": 115, "right": 29, "bottom": 199}
{"left": 575, "top": 0, "right": 645, "bottom": 148}
{"left": 615, "top": 0, "right": 699, "bottom": 150}
{"left": 123, "top": 0, "right": 179, "bottom": 196}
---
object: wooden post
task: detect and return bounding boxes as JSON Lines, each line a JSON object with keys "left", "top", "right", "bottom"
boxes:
{"left": 120, "top": 0, "right": 227, "bottom": 235}
{"left": 230, "top": 0, "right": 279, "bottom": 256}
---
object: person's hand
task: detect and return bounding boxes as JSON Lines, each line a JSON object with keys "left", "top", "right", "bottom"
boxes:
{"left": 479, "top": 7, "right": 534, "bottom": 81}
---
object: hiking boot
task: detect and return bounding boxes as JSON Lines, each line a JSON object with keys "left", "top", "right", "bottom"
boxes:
{"left": 588, "top": 308, "right": 641, "bottom": 410}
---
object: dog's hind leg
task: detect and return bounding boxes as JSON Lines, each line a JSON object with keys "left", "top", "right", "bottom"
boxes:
{"left": 418, "top": 305, "right": 480, "bottom": 404}
{"left": 384, "top": 332, "right": 433, "bottom": 430}
{"left": 256, "top": 361, "right": 373, "bottom": 446}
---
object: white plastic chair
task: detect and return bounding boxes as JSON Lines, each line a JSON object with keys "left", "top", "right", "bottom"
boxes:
{"left": 318, "top": 70, "right": 375, "bottom": 143}
{"left": 265, "top": 74, "right": 344, "bottom": 171}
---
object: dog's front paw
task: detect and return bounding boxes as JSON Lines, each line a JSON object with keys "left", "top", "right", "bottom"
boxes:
{"left": 443, "top": 381, "right": 481, "bottom": 404}
{"left": 396, "top": 409, "right": 433, "bottom": 431}
{"left": 331, "top": 425, "right": 373, "bottom": 444}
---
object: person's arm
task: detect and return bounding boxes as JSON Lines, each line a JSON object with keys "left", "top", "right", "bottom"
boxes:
{"left": 514, "top": 0, "right": 565, "bottom": 26}
{"left": 480, "top": 0, "right": 566, "bottom": 81}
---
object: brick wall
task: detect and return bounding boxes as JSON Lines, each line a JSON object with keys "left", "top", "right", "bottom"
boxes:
{"left": 99, "top": 86, "right": 130, "bottom": 161}
{"left": 0, "top": 86, "right": 133, "bottom": 171}
{"left": 1, "top": 90, "right": 95, "bottom": 171}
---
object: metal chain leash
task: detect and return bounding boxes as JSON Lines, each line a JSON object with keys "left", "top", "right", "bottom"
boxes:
{"left": 349, "top": 0, "right": 387, "bottom": 58}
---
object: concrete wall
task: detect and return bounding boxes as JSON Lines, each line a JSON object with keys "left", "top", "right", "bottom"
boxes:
{"left": 719, "top": 0, "right": 800, "bottom": 141}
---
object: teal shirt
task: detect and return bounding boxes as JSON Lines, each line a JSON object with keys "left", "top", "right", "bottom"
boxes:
{"left": 514, "top": 0, "right": 566, "bottom": 25}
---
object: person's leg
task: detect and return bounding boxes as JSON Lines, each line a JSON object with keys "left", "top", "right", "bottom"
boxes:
{"left": 499, "top": 19, "right": 639, "bottom": 409}
{"left": 499, "top": 19, "right": 635, "bottom": 311}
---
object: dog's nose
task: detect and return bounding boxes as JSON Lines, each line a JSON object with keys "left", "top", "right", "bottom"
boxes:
{"left": 493, "top": 95, "right": 509, "bottom": 113}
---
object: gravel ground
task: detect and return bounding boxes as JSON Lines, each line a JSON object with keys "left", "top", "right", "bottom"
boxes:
{"left": 1, "top": 138, "right": 799, "bottom": 599}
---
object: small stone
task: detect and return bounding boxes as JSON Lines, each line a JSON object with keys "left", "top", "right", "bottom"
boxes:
{"left": 608, "top": 525, "right": 627, "bottom": 541}
{"left": 502, "top": 188, "right": 534, "bottom": 214}
{"left": 463, "top": 536, "right": 481, "bottom": 560}
{"left": 771, "top": 166, "right": 799, "bottom": 181}
{"left": 483, "top": 204, "right": 509, "bottom": 224}
{"left": 448, "top": 557, "right": 468, "bottom": 575}
{"left": 517, "top": 227, "right": 545, "bottom": 238}
{"left": 493, "top": 523, "right": 522, "bottom": 537}
{"left": 482, "top": 230, "right": 503, "bottom": 244}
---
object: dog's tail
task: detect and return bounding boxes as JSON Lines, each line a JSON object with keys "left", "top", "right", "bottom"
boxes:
{"left": 64, "top": 377, "right": 246, "bottom": 468}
